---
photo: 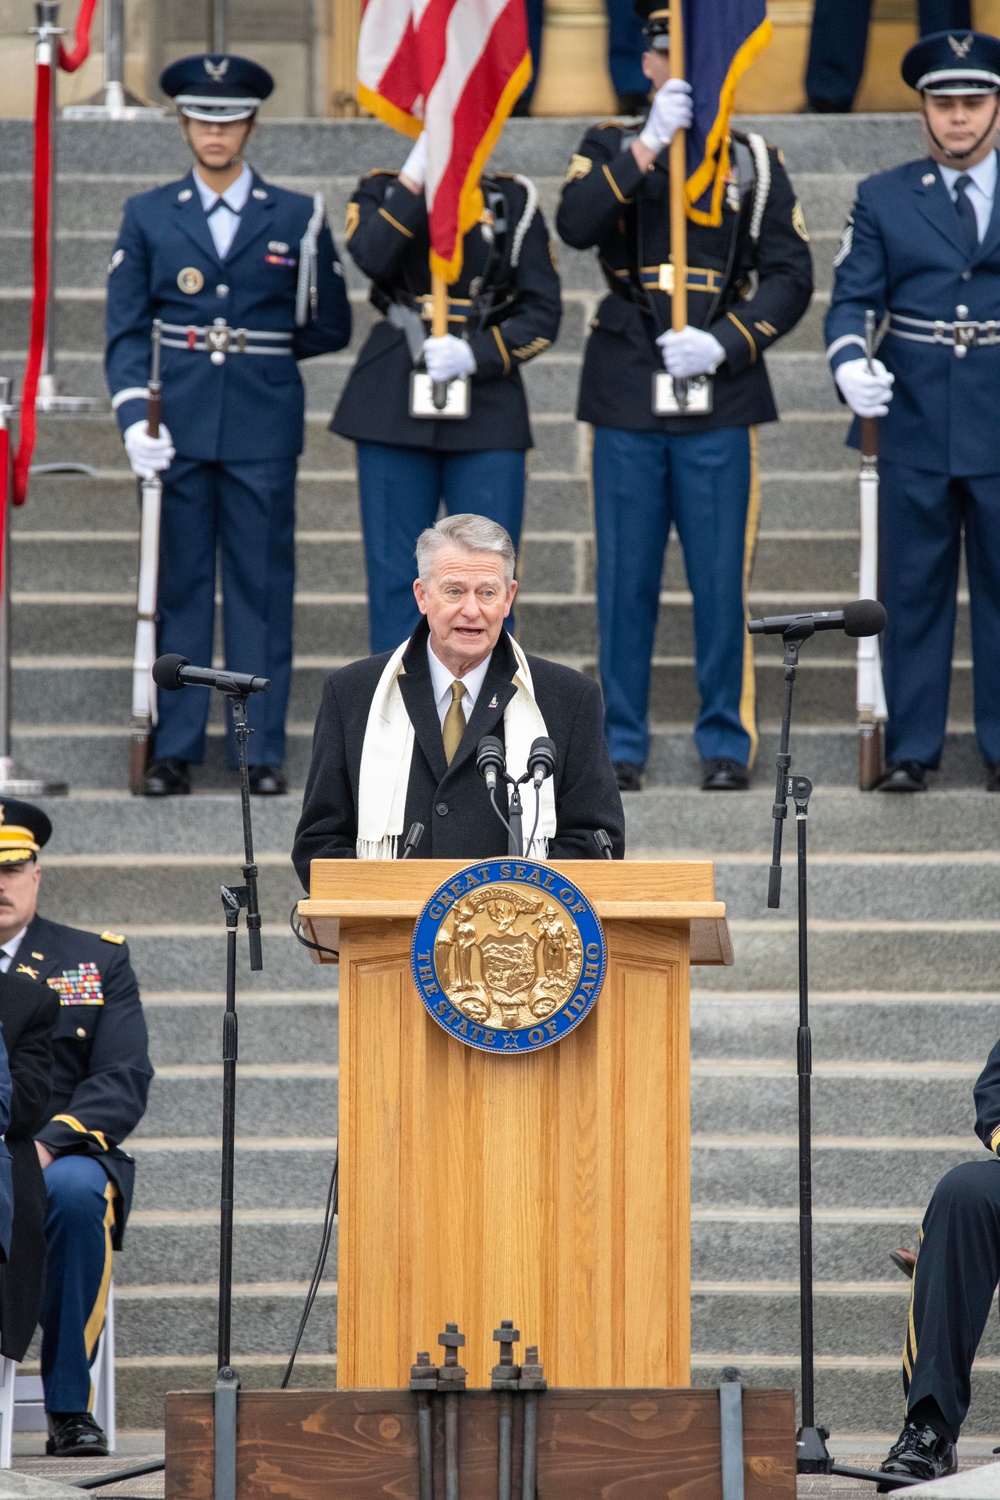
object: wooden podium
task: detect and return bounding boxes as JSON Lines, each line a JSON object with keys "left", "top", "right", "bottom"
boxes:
{"left": 299, "top": 860, "right": 732, "bottom": 1392}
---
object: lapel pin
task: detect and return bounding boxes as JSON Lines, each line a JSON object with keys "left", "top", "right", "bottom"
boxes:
{"left": 488, "top": 694, "right": 498, "bottom": 709}
{"left": 177, "top": 188, "right": 193, "bottom": 201}
{"left": 252, "top": 188, "right": 268, "bottom": 200}
{"left": 922, "top": 173, "right": 936, "bottom": 186}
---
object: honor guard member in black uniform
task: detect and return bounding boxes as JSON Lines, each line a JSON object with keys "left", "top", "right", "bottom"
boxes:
{"left": 826, "top": 31, "right": 1000, "bottom": 792}
{"left": 105, "top": 53, "right": 352, "bottom": 797}
{"left": 557, "top": 1, "right": 813, "bottom": 793}
{"left": 332, "top": 131, "right": 562, "bottom": 653}
{"left": 874, "top": 1035, "right": 1000, "bottom": 1488}
{"left": 0, "top": 800, "right": 152, "bottom": 1457}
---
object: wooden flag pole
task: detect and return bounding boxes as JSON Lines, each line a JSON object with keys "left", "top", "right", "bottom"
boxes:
{"left": 668, "top": 0, "right": 687, "bottom": 334}
{"left": 431, "top": 270, "right": 449, "bottom": 408}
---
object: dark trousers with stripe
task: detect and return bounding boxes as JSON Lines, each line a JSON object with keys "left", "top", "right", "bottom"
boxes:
{"left": 903, "top": 1159, "right": 1000, "bottom": 1439}
{"left": 806, "top": 0, "right": 971, "bottom": 110}
{"left": 356, "top": 442, "right": 526, "bottom": 654}
{"left": 41, "top": 1156, "right": 116, "bottom": 1415}
{"left": 592, "top": 425, "right": 758, "bottom": 769}
{"left": 154, "top": 456, "right": 298, "bottom": 768}
{"left": 879, "top": 461, "right": 1000, "bottom": 768}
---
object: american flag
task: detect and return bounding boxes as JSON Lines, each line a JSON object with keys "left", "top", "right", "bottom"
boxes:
{"left": 357, "top": 0, "right": 531, "bottom": 282}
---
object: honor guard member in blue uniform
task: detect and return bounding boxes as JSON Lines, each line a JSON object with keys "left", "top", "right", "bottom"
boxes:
{"left": 105, "top": 53, "right": 352, "bottom": 797}
{"left": 331, "top": 132, "right": 562, "bottom": 653}
{"left": 826, "top": 31, "right": 1000, "bottom": 792}
{"left": 556, "top": 2, "right": 813, "bottom": 792}
{"left": 0, "top": 800, "right": 152, "bottom": 1457}
{"left": 872, "top": 1036, "right": 1000, "bottom": 1488}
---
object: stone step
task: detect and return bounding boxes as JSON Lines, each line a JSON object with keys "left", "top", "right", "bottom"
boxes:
{"left": 115, "top": 1210, "right": 334, "bottom": 1288}
{"left": 11, "top": 469, "right": 864, "bottom": 535}
{"left": 102, "top": 929, "right": 340, "bottom": 993}
{"left": 142, "top": 995, "right": 337, "bottom": 1066}
{"left": 111, "top": 1282, "right": 336, "bottom": 1358}
{"left": 133, "top": 1063, "right": 338, "bottom": 1138}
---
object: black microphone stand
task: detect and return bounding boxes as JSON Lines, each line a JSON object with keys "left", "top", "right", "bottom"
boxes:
{"left": 215, "top": 688, "right": 263, "bottom": 1500}
{"left": 763, "top": 623, "right": 914, "bottom": 1490}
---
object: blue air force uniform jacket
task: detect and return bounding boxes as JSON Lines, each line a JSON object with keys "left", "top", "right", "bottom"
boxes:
{"left": 332, "top": 171, "right": 561, "bottom": 452}
{"left": 826, "top": 153, "right": 1000, "bottom": 478}
{"left": 23, "top": 914, "right": 153, "bottom": 1245}
{"left": 105, "top": 168, "right": 352, "bottom": 460}
{"left": 556, "top": 124, "right": 814, "bottom": 433}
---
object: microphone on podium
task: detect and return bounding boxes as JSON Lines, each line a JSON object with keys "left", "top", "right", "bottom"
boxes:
{"left": 747, "top": 599, "right": 886, "bottom": 638}
{"left": 527, "top": 736, "right": 556, "bottom": 788}
{"left": 153, "top": 653, "right": 271, "bottom": 696}
{"left": 476, "top": 735, "right": 506, "bottom": 792}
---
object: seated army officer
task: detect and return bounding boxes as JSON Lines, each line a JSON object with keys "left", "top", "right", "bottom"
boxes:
{"left": 0, "top": 801, "right": 153, "bottom": 1458}
{"left": 292, "top": 514, "right": 625, "bottom": 878}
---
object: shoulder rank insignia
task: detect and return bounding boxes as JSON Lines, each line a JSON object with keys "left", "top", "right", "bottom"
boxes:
{"left": 47, "top": 962, "right": 105, "bottom": 1006}
{"left": 16, "top": 964, "right": 39, "bottom": 980}
{"left": 100, "top": 931, "right": 126, "bottom": 945}
{"left": 411, "top": 858, "right": 607, "bottom": 1055}
{"left": 108, "top": 248, "right": 125, "bottom": 275}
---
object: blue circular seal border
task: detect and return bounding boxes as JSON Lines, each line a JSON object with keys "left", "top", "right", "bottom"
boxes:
{"left": 411, "top": 859, "right": 607, "bottom": 1054}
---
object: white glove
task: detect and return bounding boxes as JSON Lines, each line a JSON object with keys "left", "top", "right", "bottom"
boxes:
{"left": 422, "top": 335, "right": 476, "bottom": 383}
{"left": 834, "top": 357, "right": 894, "bottom": 417}
{"left": 124, "top": 419, "right": 174, "bottom": 480}
{"left": 656, "top": 326, "right": 726, "bottom": 378}
{"left": 639, "top": 79, "right": 693, "bottom": 152}
{"left": 400, "top": 132, "right": 427, "bottom": 190}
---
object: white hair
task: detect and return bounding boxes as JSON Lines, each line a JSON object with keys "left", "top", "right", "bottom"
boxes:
{"left": 415, "top": 513, "right": 516, "bottom": 585}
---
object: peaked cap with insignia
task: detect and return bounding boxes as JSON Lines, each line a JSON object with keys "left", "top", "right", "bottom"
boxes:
{"left": 0, "top": 796, "right": 52, "bottom": 865}
{"left": 633, "top": 0, "right": 670, "bottom": 52}
{"left": 159, "top": 53, "right": 274, "bottom": 121}
{"left": 902, "top": 30, "right": 1000, "bottom": 95}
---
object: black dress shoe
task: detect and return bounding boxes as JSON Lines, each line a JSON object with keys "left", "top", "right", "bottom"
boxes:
{"left": 248, "top": 764, "right": 287, "bottom": 796}
{"left": 46, "top": 1411, "right": 109, "bottom": 1457}
{"left": 142, "top": 757, "right": 190, "bottom": 796}
{"left": 612, "top": 761, "right": 643, "bottom": 793}
{"left": 987, "top": 763, "right": 1000, "bottom": 792}
{"left": 877, "top": 1422, "right": 957, "bottom": 1492}
{"left": 889, "top": 1246, "right": 916, "bottom": 1279}
{"left": 878, "top": 761, "right": 928, "bottom": 793}
{"left": 701, "top": 758, "right": 750, "bottom": 792}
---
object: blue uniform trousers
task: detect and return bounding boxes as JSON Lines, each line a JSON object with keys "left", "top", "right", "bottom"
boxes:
{"left": 880, "top": 461, "right": 1000, "bottom": 768}
{"left": 901, "top": 1159, "right": 1000, "bottom": 1440}
{"left": 593, "top": 425, "right": 758, "bottom": 768}
{"left": 356, "top": 442, "right": 526, "bottom": 653}
{"left": 154, "top": 456, "right": 297, "bottom": 767}
{"left": 806, "top": 0, "right": 971, "bottom": 110}
{"left": 41, "top": 1156, "right": 116, "bottom": 1414}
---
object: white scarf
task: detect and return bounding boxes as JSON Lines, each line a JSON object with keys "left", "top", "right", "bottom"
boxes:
{"left": 356, "top": 634, "right": 557, "bottom": 860}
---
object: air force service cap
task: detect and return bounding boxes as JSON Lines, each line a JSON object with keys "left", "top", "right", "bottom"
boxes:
{"left": 902, "top": 30, "right": 1000, "bottom": 95}
{"left": 160, "top": 53, "right": 275, "bottom": 121}
{"left": 633, "top": 0, "right": 670, "bottom": 52}
{"left": 0, "top": 797, "right": 52, "bottom": 866}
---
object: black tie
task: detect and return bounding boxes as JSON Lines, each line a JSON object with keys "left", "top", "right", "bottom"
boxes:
{"left": 954, "top": 174, "right": 980, "bottom": 253}
{"left": 207, "top": 196, "right": 237, "bottom": 217}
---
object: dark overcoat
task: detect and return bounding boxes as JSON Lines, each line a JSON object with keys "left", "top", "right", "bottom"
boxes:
{"left": 0, "top": 971, "right": 58, "bottom": 1360}
{"left": 25, "top": 914, "right": 153, "bottom": 1246}
{"left": 292, "top": 621, "right": 626, "bottom": 886}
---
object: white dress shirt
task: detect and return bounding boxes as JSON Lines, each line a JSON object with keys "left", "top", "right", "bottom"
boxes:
{"left": 0, "top": 926, "right": 28, "bottom": 974}
{"left": 193, "top": 162, "right": 252, "bottom": 260}
{"left": 940, "top": 151, "right": 998, "bottom": 243}
{"left": 427, "top": 640, "right": 492, "bottom": 730}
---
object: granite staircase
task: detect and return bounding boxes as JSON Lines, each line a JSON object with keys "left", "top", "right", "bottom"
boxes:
{"left": 1, "top": 111, "right": 998, "bottom": 1436}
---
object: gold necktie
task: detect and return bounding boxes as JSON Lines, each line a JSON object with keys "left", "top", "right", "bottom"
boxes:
{"left": 442, "top": 680, "right": 466, "bottom": 765}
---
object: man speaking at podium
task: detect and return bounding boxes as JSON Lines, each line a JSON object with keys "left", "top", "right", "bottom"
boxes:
{"left": 292, "top": 515, "right": 625, "bottom": 880}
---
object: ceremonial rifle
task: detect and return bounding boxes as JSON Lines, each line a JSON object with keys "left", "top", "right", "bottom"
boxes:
{"left": 128, "top": 318, "right": 163, "bottom": 794}
{"left": 668, "top": 0, "right": 688, "bottom": 413}
{"left": 856, "top": 308, "right": 888, "bottom": 790}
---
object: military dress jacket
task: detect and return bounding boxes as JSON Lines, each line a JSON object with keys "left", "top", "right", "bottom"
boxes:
{"left": 23, "top": 914, "right": 154, "bottom": 1244}
{"left": 105, "top": 168, "right": 352, "bottom": 461}
{"left": 826, "top": 152, "right": 1000, "bottom": 478}
{"left": 974, "top": 1034, "right": 1000, "bottom": 1156}
{"left": 556, "top": 124, "right": 813, "bottom": 433}
{"left": 331, "top": 171, "right": 561, "bottom": 452}
{"left": 0, "top": 971, "right": 58, "bottom": 1360}
{"left": 292, "top": 619, "right": 625, "bottom": 884}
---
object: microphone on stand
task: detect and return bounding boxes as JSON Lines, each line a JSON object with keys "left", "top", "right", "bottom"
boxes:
{"left": 476, "top": 735, "right": 507, "bottom": 793}
{"left": 153, "top": 653, "right": 271, "bottom": 696}
{"left": 593, "top": 829, "right": 614, "bottom": 861}
{"left": 748, "top": 599, "right": 886, "bottom": 638}
{"left": 527, "top": 736, "right": 556, "bottom": 788}
{"left": 400, "top": 822, "right": 425, "bottom": 859}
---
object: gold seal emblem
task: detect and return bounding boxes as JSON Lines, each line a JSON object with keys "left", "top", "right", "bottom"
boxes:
{"left": 177, "top": 266, "right": 205, "bottom": 294}
{"left": 414, "top": 861, "right": 606, "bottom": 1053}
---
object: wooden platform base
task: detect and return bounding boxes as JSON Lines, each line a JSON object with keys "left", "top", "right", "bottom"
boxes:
{"left": 166, "top": 1387, "right": 795, "bottom": 1500}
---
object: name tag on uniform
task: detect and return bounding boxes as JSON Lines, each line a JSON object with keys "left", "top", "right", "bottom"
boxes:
{"left": 410, "top": 372, "right": 470, "bottom": 419}
{"left": 47, "top": 962, "right": 105, "bottom": 1006}
{"left": 652, "top": 372, "right": 714, "bottom": 416}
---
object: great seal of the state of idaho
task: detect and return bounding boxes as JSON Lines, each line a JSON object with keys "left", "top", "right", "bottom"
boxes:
{"left": 410, "top": 859, "right": 607, "bottom": 1054}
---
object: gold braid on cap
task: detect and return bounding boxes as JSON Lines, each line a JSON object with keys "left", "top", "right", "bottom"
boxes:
{"left": 0, "top": 825, "right": 40, "bottom": 862}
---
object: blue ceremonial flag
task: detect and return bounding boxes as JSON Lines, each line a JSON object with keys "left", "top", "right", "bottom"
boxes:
{"left": 683, "top": 0, "right": 771, "bottom": 225}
